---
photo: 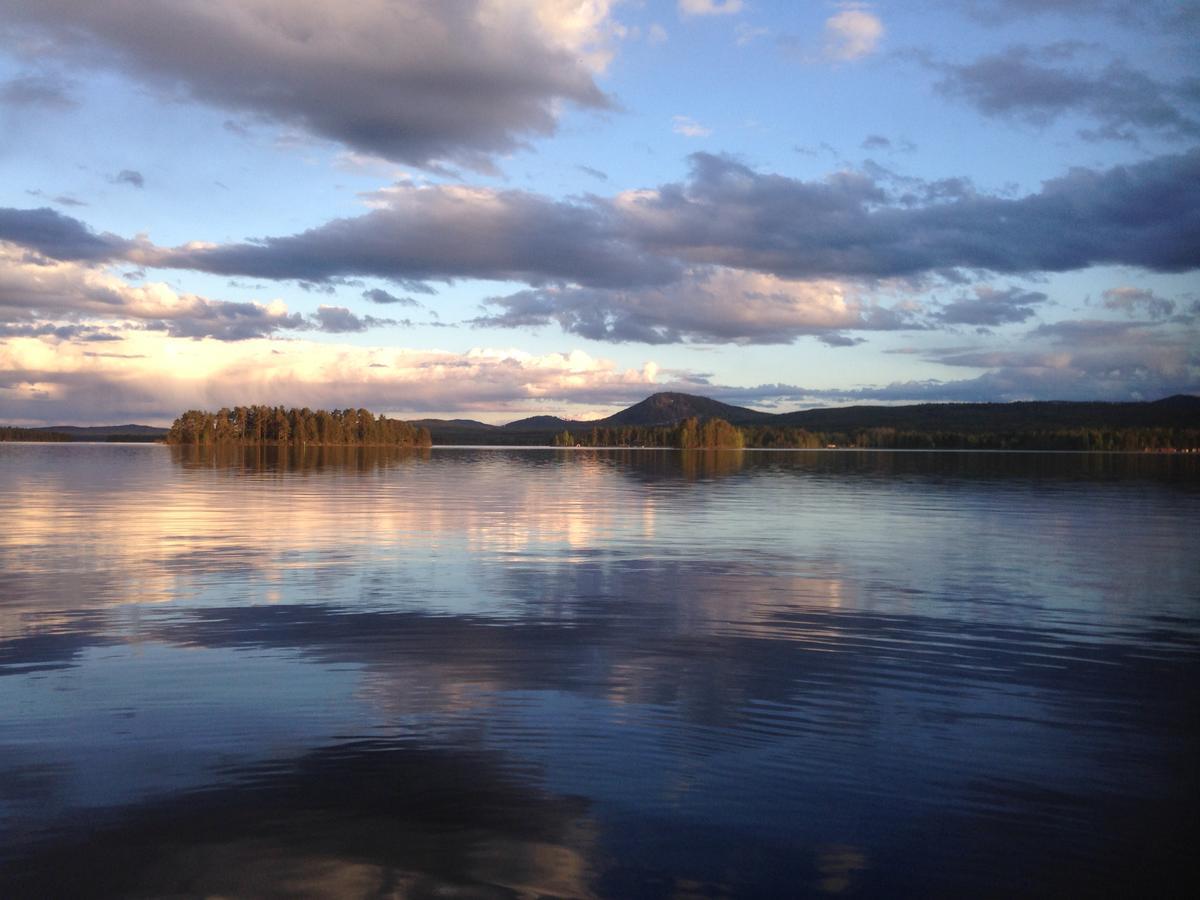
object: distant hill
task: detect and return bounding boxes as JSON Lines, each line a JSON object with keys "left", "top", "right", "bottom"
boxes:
{"left": 595, "top": 392, "right": 772, "bottom": 427}
{"left": 43, "top": 424, "right": 168, "bottom": 441}
{"left": 411, "top": 391, "right": 1200, "bottom": 447}
{"left": 773, "top": 395, "right": 1200, "bottom": 432}
{"left": 504, "top": 415, "right": 579, "bottom": 430}
{"left": 409, "top": 418, "right": 495, "bottom": 429}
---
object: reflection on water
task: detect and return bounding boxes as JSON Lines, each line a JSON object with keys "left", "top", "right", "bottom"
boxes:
{"left": 1, "top": 443, "right": 1197, "bottom": 897}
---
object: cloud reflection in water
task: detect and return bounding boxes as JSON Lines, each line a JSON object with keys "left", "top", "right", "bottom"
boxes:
{"left": 0, "top": 444, "right": 1196, "bottom": 897}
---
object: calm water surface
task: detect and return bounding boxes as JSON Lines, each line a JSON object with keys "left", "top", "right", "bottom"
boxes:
{"left": 1, "top": 444, "right": 1197, "bottom": 898}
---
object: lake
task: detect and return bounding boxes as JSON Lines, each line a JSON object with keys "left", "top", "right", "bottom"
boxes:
{"left": 1, "top": 443, "right": 1197, "bottom": 898}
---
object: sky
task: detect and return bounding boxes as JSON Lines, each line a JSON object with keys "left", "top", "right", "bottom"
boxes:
{"left": 0, "top": 0, "right": 1197, "bottom": 426}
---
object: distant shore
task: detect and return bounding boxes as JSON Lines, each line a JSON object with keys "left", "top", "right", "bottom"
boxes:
{"left": 5, "top": 392, "right": 1197, "bottom": 452}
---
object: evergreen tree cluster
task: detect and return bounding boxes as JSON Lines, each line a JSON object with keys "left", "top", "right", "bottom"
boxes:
{"left": 552, "top": 418, "right": 1198, "bottom": 452}
{"left": 554, "top": 417, "right": 746, "bottom": 449}
{"left": 0, "top": 426, "right": 72, "bottom": 442}
{"left": 165, "top": 406, "right": 432, "bottom": 447}
{"left": 750, "top": 425, "right": 1200, "bottom": 451}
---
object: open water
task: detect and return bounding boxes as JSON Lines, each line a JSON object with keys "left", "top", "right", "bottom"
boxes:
{"left": 1, "top": 443, "right": 1197, "bottom": 897}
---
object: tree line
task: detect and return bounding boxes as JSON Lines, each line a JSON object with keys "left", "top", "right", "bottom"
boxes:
{"left": 554, "top": 417, "right": 746, "bottom": 448}
{"left": 165, "top": 406, "right": 432, "bottom": 447}
{"left": 553, "top": 418, "right": 1200, "bottom": 452}
{"left": 0, "top": 426, "right": 72, "bottom": 442}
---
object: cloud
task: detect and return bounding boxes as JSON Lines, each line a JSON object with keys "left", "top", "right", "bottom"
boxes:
{"left": 861, "top": 134, "right": 916, "bottom": 153}
{"left": 936, "top": 285, "right": 1050, "bottom": 327}
{"left": 113, "top": 169, "right": 144, "bottom": 189}
{"left": 0, "top": 207, "right": 134, "bottom": 262}
{"left": 311, "top": 305, "right": 397, "bottom": 333}
{"left": 473, "top": 267, "right": 916, "bottom": 345}
{"left": 678, "top": 0, "right": 744, "bottom": 17}
{"left": 151, "top": 183, "right": 678, "bottom": 289}
{"left": 672, "top": 115, "right": 712, "bottom": 137}
{"left": 577, "top": 165, "right": 609, "bottom": 181}
{"left": 25, "top": 190, "right": 88, "bottom": 208}
{"left": 647, "top": 23, "right": 669, "bottom": 44}
{"left": 1101, "top": 287, "right": 1176, "bottom": 319}
{"left": 932, "top": 47, "right": 1200, "bottom": 142}
{"left": 362, "top": 288, "right": 420, "bottom": 307}
{"left": 818, "top": 333, "right": 866, "bottom": 347}
{"left": 146, "top": 149, "right": 1200, "bottom": 289}
{"left": 4, "top": 150, "right": 1199, "bottom": 349}
{"left": 870, "top": 316, "right": 1200, "bottom": 401}
{"left": 0, "top": 332, "right": 668, "bottom": 425}
{"left": 0, "top": 242, "right": 305, "bottom": 341}
{"left": 823, "top": 7, "right": 884, "bottom": 61}
{"left": 958, "top": 1, "right": 1200, "bottom": 31}
{"left": 614, "top": 150, "right": 1200, "bottom": 279}
{"left": 0, "top": 72, "right": 77, "bottom": 109}
{"left": 0, "top": 322, "right": 120, "bottom": 341}
{"left": 0, "top": 0, "right": 620, "bottom": 171}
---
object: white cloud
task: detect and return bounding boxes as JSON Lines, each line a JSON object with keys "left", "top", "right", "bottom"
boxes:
{"left": 0, "top": 243, "right": 305, "bottom": 340}
{"left": 678, "top": 1, "right": 744, "bottom": 17}
{"left": 647, "top": 23, "right": 669, "bottom": 44}
{"left": 0, "top": 329, "right": 666, "bottom": 425}
{"left": 823, "top": 6, "right": 884, "bottom": 61}
{"left": 475, "top": 266, "right": 915, "bottom": 344}
{"left": 672, "top": 115, "right": 713, "bottom": 138}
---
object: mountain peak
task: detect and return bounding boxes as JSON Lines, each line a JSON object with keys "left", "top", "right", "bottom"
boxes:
{"left": 598, "top": 392, "right": 771, "bottom": 427}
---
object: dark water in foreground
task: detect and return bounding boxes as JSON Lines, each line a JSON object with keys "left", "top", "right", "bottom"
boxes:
{"left": 1, "top": 444, "right": 1197, "bottom": 898}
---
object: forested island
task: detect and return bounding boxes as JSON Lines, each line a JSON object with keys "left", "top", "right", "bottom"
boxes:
{"left": 165, "top": 407, "right": 432, "bottom": 447}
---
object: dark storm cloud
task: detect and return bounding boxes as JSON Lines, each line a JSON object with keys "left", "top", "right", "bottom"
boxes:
{"left": 0, "top": 0, "right": 613, "bottom": 171}
{"left": 937, "top": 286, "right": 1049, "bottom": 326}
{"left": 932, "top": 48, "right": 1200, "bottom": 142}
{"left": 0, "top": 207, "right": 132, "bottom": 261}
{"left": 362, "top": 288, "right": 421, "bottom": 307}
{"left": 155, "top": 184, "right": 678, "bottom": 289}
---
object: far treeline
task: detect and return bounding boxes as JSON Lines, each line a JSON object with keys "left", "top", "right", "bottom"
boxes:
{"left": 555, "top": 418, "right": 1200, "bottom": 451}
{"left": 0, "top": 426, "right": 72, "bottom": 442}
{"left": 166, "top": 406, "right": 432, "bottom": 447}
{"left": 554, "top": 418, "right": 747, "bottom": 449}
